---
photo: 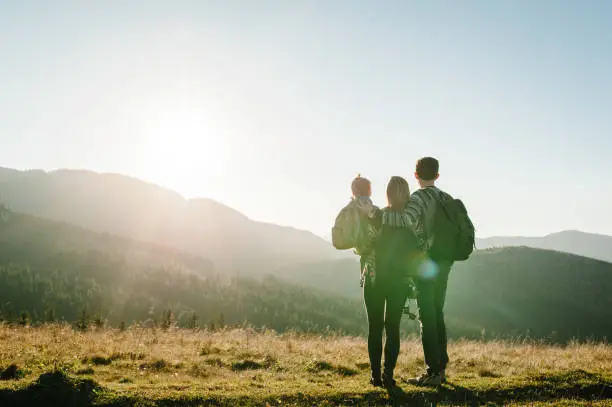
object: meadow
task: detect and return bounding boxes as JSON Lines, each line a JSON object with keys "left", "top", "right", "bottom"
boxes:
{"left": 0, "top": 324, "right": 610, "bottom": 406}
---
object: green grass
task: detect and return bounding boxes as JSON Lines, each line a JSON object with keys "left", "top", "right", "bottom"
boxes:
{"left": 0, "top": 325, "right": 610, "bottom": 406}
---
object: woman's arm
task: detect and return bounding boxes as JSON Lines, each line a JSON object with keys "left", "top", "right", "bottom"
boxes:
{"left": 357, "top": 200, "right": 428, "bottom": 251}
{"left": 354, "top": 204, "right": 382, "bottom": 256}
{"left": 356, "top": 201, "right": 382, "bottom": 221}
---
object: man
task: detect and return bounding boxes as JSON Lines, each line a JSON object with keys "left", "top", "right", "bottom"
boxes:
{"left": 404, "top": 156, "right": 453, "bottom": 386}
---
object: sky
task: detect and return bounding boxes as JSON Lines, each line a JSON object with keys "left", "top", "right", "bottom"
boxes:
{"left": 1, "top": 0, "right": 611, "bottom": 238}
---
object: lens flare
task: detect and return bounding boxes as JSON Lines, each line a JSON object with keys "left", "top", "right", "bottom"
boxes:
{"left": 418, "top": 258, "right": 439, "bottom": 280}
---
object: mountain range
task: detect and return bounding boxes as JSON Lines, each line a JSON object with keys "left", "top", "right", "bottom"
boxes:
{"left": 0, "top": 208, "right": 366, "bottom": 333}
{"left": 476, "top": 231, "right": 612, "bottom": 263}
{"left": 274, "top": 248, "right": 612, "bottom": 341}
{"left": 0, "top": 167, "right": 345, "bottom": 274}
{"left": 2, "top": 167, "right": 611, "bottom": 270}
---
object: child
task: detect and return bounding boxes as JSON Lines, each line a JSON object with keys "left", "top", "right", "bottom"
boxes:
{"left": 331, "top": 174, "right": 378, "bottom": 285}
{"left": 349, "top": 175, "right": 379, "bottom": 287}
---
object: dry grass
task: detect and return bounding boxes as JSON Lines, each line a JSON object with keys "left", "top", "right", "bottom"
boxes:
{"left": 0, "top": 324, "right": 610, "bottom": 406}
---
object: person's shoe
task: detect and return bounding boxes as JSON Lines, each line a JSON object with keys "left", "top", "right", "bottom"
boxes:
{"left": 370, "top": 376, "right": 383, "bottom": 387}
{"left": 370, "top": 370, "right": 383, "bottom": 387}
{"left": 382, "top": 372, "right": 396, "bottom": 388}
{"left": 408, "top": 372, "right": 442, "bottom": 387}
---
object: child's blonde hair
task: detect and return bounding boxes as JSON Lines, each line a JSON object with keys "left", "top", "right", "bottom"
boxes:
{"left": 351, "top": 174, "right": 372, "bottom": 197}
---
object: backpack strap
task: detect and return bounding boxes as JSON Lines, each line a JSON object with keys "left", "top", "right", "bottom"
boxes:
{"left": 422, "top": 187, "right": 454, "bottom": 249}
{"left": 422, "top": 187, "right": 441, "bottom": 244}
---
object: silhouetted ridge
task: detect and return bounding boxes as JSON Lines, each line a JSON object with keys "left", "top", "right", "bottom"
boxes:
{"left": 0, "top": 207, "right": 365, "bottom": 332}
{"left": 0, "top": 167, "right": 344, "bottom": 273}
{"left": 477, "top": 230, "right": 612, "bottom": 263}
{"left": 275, "top": 247, "right": 612, "bottom": 341}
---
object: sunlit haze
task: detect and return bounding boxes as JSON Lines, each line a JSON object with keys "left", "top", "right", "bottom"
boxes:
{"left": 1, "top": 1, "right": 611, "bottom": 238}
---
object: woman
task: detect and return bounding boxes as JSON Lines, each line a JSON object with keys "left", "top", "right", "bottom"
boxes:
{"left": 361, "top": 176, "right": 420, "bottom": 388}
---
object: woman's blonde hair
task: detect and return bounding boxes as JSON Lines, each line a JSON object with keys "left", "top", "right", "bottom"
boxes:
{"left": 386, "top": 176, "right": 410, "bottom": 210}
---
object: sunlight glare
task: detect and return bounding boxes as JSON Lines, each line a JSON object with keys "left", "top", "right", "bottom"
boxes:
{"left": 141, "top": 108, "right": 227, "bottom": 195}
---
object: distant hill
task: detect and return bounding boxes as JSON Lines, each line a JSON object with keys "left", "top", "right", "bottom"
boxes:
{"left": 275, "top": 247, "right": 612, "bottom": 341}
{"left": 0, "top": 167, "right": 344, "bottom": 274}
{"left": 476, "top": 230, "right": 612, "bottom": 263}
{"left": 0, "top": 208, "right": 366, "bottom": 333}
{"left": 273, "top": 258, "right": 362, "bottom": 299}
{"left": 0, "top": 201, "right": 214, "bottom": 275}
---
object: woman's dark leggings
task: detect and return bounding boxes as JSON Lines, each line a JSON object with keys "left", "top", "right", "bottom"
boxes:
{"left": 364, "top": 280, "right": 408, "bottom": 378}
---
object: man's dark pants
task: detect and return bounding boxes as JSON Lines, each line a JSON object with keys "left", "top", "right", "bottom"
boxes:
{"left": 415, "top": 260, "right": 453, "bottom": 374}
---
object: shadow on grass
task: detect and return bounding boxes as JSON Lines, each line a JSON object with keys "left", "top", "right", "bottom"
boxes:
{"left": 0, "top": 370, "right": 100, "bottom": 407}
{"left": 0, "top": 369, "right": 610, "bottom": 407}
{"left": 395, "top": 369, "right": 612, "bottom": 407}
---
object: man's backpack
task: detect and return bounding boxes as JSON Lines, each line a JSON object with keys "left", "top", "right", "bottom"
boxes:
{"left": 428, "top": 193, "right": 475, "bottom": 262}
{"left": 332, "top": 201, "right": 365, "bottom": 250}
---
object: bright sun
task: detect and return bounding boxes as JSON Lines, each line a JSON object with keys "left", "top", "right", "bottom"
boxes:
{"left": 141, "top": 109, "right": 227, "bottom": 194}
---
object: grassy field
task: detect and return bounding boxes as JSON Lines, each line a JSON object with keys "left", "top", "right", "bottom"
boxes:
{"left": 0, "top": 325, "right": 610, "bottom": 406}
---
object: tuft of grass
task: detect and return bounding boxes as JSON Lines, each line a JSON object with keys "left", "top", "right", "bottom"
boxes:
{"left": 75, "top": 367, "right": 95, "bottom": 375}
{"left": 230, "top": 355, "right": 281, "bottom": 372}
{"left": 140, "top": 359, "right": 171, "bottom": 372}
{"left": 306, "top": 359, "right": 334, "bottom": 373}
{"left": 0, "top": 364, "right": 25, "bottom": 380}
{"left": 204, "top": 357, "right": 226, "bottom": 368}
{"left": 231, "top": 359, "right": 264, "bottom": 371}
{"left": 188, "top": 364, "right": 210, "bottom": 378}
{"left": 88, "top": 355, "right": 113, "bottom": 366}
{"left": 478, "top": 368, "right": 502, "bottom": 378}
{"left": 262, "top": 355, "right": 279, "bottom": 369}
{"left": 200, "top": 341, "right": 221, "bottom": 356}
{"left": 306, "top": 360, "right": 357, "bottom": 376}
{"left": 335, "top": 365, "right": 358, "bottom": 377}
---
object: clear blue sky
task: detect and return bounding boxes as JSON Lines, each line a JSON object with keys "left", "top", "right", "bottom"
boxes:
{"left": 1, "top": 0, "right": 611, "bottom": 238}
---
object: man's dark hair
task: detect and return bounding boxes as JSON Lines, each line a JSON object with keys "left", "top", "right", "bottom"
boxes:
{"left": 416, "top": 157, "right": 439, "bottom": 181}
